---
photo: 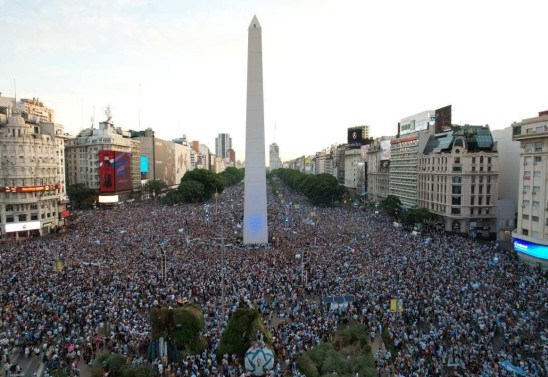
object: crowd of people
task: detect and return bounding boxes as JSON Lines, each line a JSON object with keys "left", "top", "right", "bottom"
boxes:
{"left": 0, "top": 178, "right": 546, "bottom": 377}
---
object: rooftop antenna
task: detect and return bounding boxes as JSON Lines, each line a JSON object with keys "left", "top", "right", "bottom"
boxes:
{"left": 91, "top": 105, "right": 95, "bottom": 129}
{"left": 274, "top": 122, "right": 277, "bottom": 143}
{"left": 105, "top": 105, "right": 112, "bottom": 122}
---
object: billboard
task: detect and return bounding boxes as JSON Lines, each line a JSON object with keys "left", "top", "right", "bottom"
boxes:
{"left": 114, "top": 152, "right": 131, "bottom": 191}
{"left": 435, "top": 105, "right": 452, "bottom": 131}
{"left": 5, "top": 221, "right": 41, "bottom": 233}
{"left": 380, "top": 140, "right": 391, "bottom": 160}
{"left": 140, "top": 155, "right": 149, "bottom": 173}
{"left": 347, "top": 127, "right": 367, "bottom": 148}
{"left": 3, "top": 184, "right": 61, "bottom": 193}
{"left": 400, "top": 110, "right": 433, "bottom": 135}
{"left": 98, "top": 195, "right": 119, "bottom": 203}
{"left": 513, "top": 238, "right": 548, "bottom": 260}
{"left": 99, "top": 150, "right": 115, "bottom": 193}
{"left": 154, "top": 140, "right": 191, "bottom": 186}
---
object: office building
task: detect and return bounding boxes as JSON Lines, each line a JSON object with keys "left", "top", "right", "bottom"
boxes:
{"left": 511, "top": 110, "right": 548, "bottom": 269}
{"left": 215, "top": 133, "right": 232, "bottom": 160}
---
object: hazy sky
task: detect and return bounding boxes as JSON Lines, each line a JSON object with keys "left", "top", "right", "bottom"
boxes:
{"left": 1, "top": 0, "right": 547, "bottom": 161}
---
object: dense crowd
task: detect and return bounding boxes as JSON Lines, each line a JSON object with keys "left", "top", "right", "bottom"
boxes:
{"left": 0, "top": 179, "right": 546, "bottom": 377}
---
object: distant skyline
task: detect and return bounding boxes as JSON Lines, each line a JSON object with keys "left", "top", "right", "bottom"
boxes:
{"left": 1, "top": 0, "right": 547, "bottom": 161}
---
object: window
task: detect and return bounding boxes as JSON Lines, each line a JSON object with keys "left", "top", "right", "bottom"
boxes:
{"left": 452, "top": 186, "right": 462, "bottom": 195}
{"left": 452, "top": 176, "right": 462, "bottom": 183}
{"left": 533, "top": 171, "right": 541, "bottom": 178}
{"left": 534, "top": 156, "right": 542, "bottom": 162}
{"left": 451, "top": 207, "right": 461, "bottom": 215}
{"left": 471, "top": 196, "right": 475, "bottom": 205}
{"left": 523, "top": 200, "right": 530, "bottom": 207}
{"left": 452, "top": 196, "right": 461, "bottom": 205}
{"left": 5, "top": 205, "right": 13, "bottom": 211}
{"left": 480, "top": 156, "right": 484, "bottom": 163}
{"left": 535, "top": 142, "right": 543, "bottom": 152}
{"left": 454, "top": 157, "right": 461, "bottom": 164}
{"left": 533, "top": 201, "right": 540, "bottom": 207}
{"left": 532, "top": 216, "right": 539, "bottom": 222}
{"left": 522, "top": 229, "right": 529, "bottom": 236}
{"left": 18, "top": 214, "right": 26, "bottom": 221}
{"left": 522, "top": 214, "right": 529, "bottom": 220}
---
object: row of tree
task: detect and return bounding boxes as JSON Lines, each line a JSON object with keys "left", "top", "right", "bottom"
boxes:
{"left": 272, "top": 168, "right": 346, "bottom": 206}
{"left": 67, "top": 167, "right": 244, "bottom": 209}
{"left": 379, "top": 194, "right": 439, "bottom": 225}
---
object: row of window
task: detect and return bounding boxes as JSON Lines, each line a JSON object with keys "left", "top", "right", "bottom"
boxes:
{"left": 4, "top": 212, "right": 53, "bottom": 222}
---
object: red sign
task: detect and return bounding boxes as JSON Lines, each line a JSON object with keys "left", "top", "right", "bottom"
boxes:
{"left": 99, "top": 150, "right": 116, "bottom": 193}
{"left": 60, "top": 210, "right": 70, "bottom": 218}
{"left": 3, "top": 184, "right": 61, "bottom": 193}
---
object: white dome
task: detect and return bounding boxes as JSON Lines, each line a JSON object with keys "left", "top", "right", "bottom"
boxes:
{"left": 7, "top": 113, "right": 26, "bottom": 126}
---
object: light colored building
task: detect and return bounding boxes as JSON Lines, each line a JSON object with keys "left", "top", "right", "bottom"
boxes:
{"left": 511, "top": 110, "right": 548, "bottom": 270}
{"left": 19, "top": 98, "right": 55, "bottom": 123}
{"left": 0, "top": 110, "right": 67, "bottom": 238}
{"left": 269, "top": 143, "right": 282, "bottom": 171}
{"left": 367, "top": 137, "right": 391, "bottom": 203}
{"left": 65, "top": 114, "right": 141, "bottom": 198}
{"left": 215, "top": 133, "right": 232, "bottom": 160}
{"left": 417, "top": 125, "right": 499, "bottom": 237}
{"left": 491, "top": 126, "right": 520, "bottom": 242}
{"left": 344, "top": 148, "right": 362, "bottom": 191}
{"left": 389, "top": 110, "right": 435, "bottom": 208}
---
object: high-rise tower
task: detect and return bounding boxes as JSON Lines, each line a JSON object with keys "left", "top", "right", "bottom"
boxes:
{"left": 243, "top": 15, "right": 268, "bottom": 244}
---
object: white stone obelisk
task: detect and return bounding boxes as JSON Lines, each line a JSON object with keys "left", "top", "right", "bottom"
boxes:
{"left": 244, "top": 15, "right": 268, "bottom": 244}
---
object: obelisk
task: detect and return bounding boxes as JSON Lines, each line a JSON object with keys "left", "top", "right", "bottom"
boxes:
{"left": 244, "top": 15, "right": 268, "bottom": 244}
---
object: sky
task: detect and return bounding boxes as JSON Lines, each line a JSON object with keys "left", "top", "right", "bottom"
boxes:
{"left": 1, "top": 0, "right": 547, "bottom": 161}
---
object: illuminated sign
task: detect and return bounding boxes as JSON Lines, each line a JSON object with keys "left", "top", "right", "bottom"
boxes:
{"left": 5, "top": 221, "right": 41, "bottom": 233}
{"left": 513, "top": 237, "right": 548, "bottom": 260}
{"left": 3, "top": 184, "right": 61, "bottom": 193}
{"left": 140, "top": 155, "right": 149, "bottom": 173}
{"left": 98, "top": 195, "right": 119, "bottom": 203}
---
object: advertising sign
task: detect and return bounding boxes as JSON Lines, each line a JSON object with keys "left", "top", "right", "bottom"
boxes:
{"left": 347, "top": 126, "right": 367, "bottom": 148}
{"left": 114, "top": 152, "right": 132, "bottom": 191}
{"left": 3, "top": 184, "right": 61, "bottom": 193}
{"left": 513, "top": 238, "right": 548, "bottom": 260}
{"left": 140, "top": 155, "right": 149, "bottom": 173}
{"left": 99, "top": 150, "right": 115, "bottom": 193}
{"left": 5, "top": 221, "right": 41, "bottom": 233}
{"left": 98, "top": 195, "right": 119, "bottom": 203}
{"left": 435, "top": 105, "right": 452, "bottom": 131}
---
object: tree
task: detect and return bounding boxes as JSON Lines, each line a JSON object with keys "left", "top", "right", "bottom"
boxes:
{"left": 67, "top": 183, "right": 96, "bottom": 210}
{"left": 149, "top": 304, "right": 206, "bottom": 354}
{"left": 177, "top": 180, "right": 205, "bottom": 203}
{"left": 180, "top": 169, "right": 225, "bottom": 199}
{"left": 143, "top": 179, "right": 168, "bottom": 197}
{"left": 216, "top": 307, "right": 272, "bottom": 360}
{"left": 380, "top": 195, "right": 402, "bottom": 218}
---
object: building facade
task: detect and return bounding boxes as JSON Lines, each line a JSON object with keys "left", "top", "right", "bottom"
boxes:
{"left": 417, "top": 126, "right": 499, "bottom": 237}
{"left": 511, "top": 110, "right": 548, "bottom": 269}
{"left": 269, "top": 143, "right": 282, "bottom": 171}
{"left": 215, "top": 133, "right": 232, "bottom": 160}
{"left": 0, "top": 110, "right": 67, "bottom": 238}
{"left": 367, "top": 138, "right": 391, "bottom": 203}
{"left": 65, "top": 117, "right": 141, "bottom": 199}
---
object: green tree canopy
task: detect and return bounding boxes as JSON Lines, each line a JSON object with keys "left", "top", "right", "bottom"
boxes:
{"left": 180, "top": 169, "right": 225, "bottom": 199}
{"left": 216, "top": 307, "right": 272, "bottom": 360}
{"left": 149, "top": 304, "right": 206, "bottom": 354}
{"left": 177, "top": 180, "right": 205, "bottom": 203}
{"left": 67, "top": 183, "right": 96, "bottom": 210}
{"left": 143, "top": 179, "right": 168, "bottom": 197}
{"left": 274, "top": 169, "right": 346, "bottom": 206}
{"left": 380, "top": 195, "right": 402, "bottom": 217}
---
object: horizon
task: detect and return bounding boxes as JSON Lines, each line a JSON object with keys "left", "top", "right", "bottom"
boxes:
{"left": 1, "top": 0, "right": 547, "bottom": 161}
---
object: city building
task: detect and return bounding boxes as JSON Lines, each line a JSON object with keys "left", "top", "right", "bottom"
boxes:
{"left": 367, "top": 137, "right": 391, "bottom": 202}
{"left": 491, "top": 127, "right": 520, "bottom": 243}
{"left": 19, "top": 98, "right": 55, "bottom": 123}
{"left": 65, "top": 113, "right": 141, "bottom": 200}
{"left": 215, "top": 133, "right": 232, "bottom": 160}
{"left": 131, "top": 129, "right": 192, "bottom": 187}
{"left": 389, "top": 110, "right": 436, "bottom": 208}
{"left": 314, "top": 147, "right": 332, "bottom": 175}
{"left": 269, "top": 143, "right": 282, "bottom": 171}
{"left": 511, "top": 110, "right": 548, "bottom": 270}
{"left": 0, "top": 107, "right": 67, "bottom": 239}
{"left": 417, "top": 125, "right": 499, "bottom": 237}
{"left": 226, "top": 148, "right": 236, "bottom": 165}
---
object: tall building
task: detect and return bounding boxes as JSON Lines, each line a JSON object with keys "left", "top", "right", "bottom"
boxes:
{"left": 511, "top": 110, "right": 548, "bottom": 269}
{"left": 367, "top": 137, "right": 391, "bottom": 202}
{"left": 0, "top": 108, "right": 67, "bottom": 238}
{"left": 417, "top": 125, "right": 499, "bottom": 237}
{"left": 491, "top": 127, "right": 520, "bottom": 243}
{"left": 243, "top": 15, "right": 268, "bottom": 244}
{"left": 269, "top": 143, "right": 282, "bottom": 171}
{"left": 215, "top": 133, "right": 232, "bottom": 160}
{"left": 65, "top": 114, "right": 141, "bottom": 199}
{"left": 19, "top": 98, "right": 55, "bottom": 123}
{"left": 389, "top": 110, "right": 436, "bottom": 208}
{"left": 131, "top": 129, "right": 192, "bottom": 187}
